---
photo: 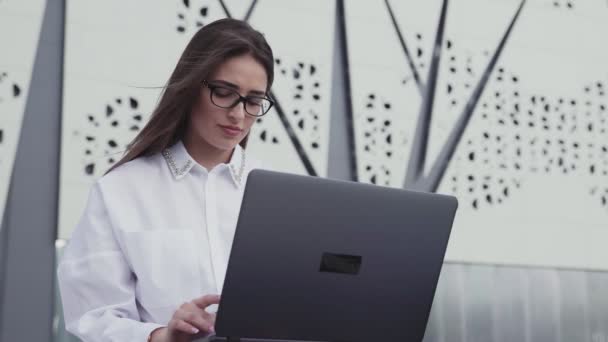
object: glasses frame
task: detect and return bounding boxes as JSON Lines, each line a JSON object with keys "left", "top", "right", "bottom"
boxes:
{"left": 202, "top": 80, "right": 274, "bottom": 117}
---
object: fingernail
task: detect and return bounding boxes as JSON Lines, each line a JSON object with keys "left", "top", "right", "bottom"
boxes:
{"left": 191, "top": 328, "right": 199, "bottom": 334}
{"left": 210, "top": 326, "right": 215, "bottom": 333}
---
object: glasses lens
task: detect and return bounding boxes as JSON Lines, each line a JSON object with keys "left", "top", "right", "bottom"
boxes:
{"left": 244, "top": 97, "right": 272, "bottom": 116}
{"left": 210, "top": 87, "right": 240, "bottom": 108}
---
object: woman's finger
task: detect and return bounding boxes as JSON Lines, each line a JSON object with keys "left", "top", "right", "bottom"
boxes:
{"left": 181, "top": 302, "right": 216, "bottom": 325}
{"left": 175, "top": 309, "right": 215, "bottom": 333}
{"left": 191, "top": 294, "right": 221, "bottom": 309}
{"left": 207, "top": 312, "right": 216, "bottom": 325}
{"left": 169, "top": 318, "right": 200, "bottom": 335}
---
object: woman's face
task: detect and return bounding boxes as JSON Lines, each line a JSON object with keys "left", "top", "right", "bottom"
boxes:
{"left": 188, "top": 53, "right": 268, "bottom": 153}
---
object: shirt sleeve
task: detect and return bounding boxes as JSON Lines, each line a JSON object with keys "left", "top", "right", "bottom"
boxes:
{"left": 57, "top": 182, "right": 164, "bottom": 341}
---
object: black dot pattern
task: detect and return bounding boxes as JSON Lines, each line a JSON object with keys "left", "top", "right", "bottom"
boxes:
{"left": 0, "top": 71, "right": 22, "bottom": 155}
{"left": 394, "top": 36, "right": 490, "bottom": 188}
{"left": 443, "top": 41, "right": 482, "bottom": 107}
{"left": 176, "top": 0, "right": 213, "bottom": 34}
{"left": 401, "top": 32, "right": 430, "bottom": 86}
{"left": 427, "top": 37, "right": 493, "bottom": 167}
{"left": 359, "top": 27, "right": 607, "bottom": 211}
{"left": 357, "top": 92, "right": 408, "bottom": 186}
{"left": 414, "top": 32, "right": 429, "bottom": 75}
{"left": 0, "top": 71, "right": 21, "bottom": 103}
{"left": 447, "top": 71, "right": 608, "bottom": 211}
{"left": 551, "top": 0, "right": 575, "bottom": 10}
{"left": 256, "top": 57, "right": 323, "bottom": 155}
{"left": 75, "top": 96, "right": 147, "bottom": 177}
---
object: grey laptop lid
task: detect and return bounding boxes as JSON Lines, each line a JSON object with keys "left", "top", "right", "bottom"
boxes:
{"left": 213, "top": 169, "right": 458, "bottom": 342}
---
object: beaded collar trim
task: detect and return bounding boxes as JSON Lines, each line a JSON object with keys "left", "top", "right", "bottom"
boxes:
{"left": 161, "top": 147, "right": 246, "bottom": 186}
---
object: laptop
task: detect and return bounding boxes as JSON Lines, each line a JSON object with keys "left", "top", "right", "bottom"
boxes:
{"left": 198, "top": 169, "right": 458, "bottom": 342}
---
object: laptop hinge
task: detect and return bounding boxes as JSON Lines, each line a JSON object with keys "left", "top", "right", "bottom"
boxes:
{"left": 226, "top": 338, "right": 241, "bottom": 342}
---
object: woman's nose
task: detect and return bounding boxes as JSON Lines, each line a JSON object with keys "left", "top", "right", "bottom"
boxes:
{"left": 228, "top": 102, "right": 246, "bottom": 121}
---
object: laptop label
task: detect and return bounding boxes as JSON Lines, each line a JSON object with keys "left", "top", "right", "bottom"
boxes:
{"left": 320, "top": 252, "right": 362, "bottom": 275}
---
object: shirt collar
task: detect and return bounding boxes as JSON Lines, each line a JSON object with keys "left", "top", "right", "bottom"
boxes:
{"left": 162, "top": 141, "right": 246, "bottom": 188}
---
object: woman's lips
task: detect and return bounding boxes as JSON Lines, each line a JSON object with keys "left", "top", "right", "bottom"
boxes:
{"left": 219, "top": 125, "right": 242, "bottom": 137}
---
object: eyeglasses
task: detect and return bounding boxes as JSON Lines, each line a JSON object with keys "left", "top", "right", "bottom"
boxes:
{"left": 202, "top": 80, "right": 274, "bottom": 117}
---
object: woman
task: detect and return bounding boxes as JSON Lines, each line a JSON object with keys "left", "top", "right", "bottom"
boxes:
{"left": 58, "top": 18, "right": 275, "bottom": 342}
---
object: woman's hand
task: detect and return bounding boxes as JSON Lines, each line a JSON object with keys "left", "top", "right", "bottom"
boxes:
{"left": 149, "top": 294, "right": 221, "bottom": 342}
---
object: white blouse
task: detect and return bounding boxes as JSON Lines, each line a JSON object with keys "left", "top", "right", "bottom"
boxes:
{"left": 58, "top": 141, "right": 264, "bottom": 342}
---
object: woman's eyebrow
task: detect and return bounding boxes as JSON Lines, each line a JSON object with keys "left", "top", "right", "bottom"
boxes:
{"left": 211, "top": 80, "right": 266, "bottom": 96}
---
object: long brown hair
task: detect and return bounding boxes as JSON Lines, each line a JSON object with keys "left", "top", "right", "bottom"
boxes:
{"left": 108, "top": 18, "right": 274, "bottom": 173}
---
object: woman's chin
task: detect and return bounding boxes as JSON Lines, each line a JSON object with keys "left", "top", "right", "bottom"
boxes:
{"left": 212, "top": 138, "right": 240, "bottom": 151}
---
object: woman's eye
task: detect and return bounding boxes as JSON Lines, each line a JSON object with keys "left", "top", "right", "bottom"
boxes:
{"left": 246, "top": 98, "right": 262, "bottom": 107}
{"left": 214, "top": 88, "right": 236, "bottom": 97}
